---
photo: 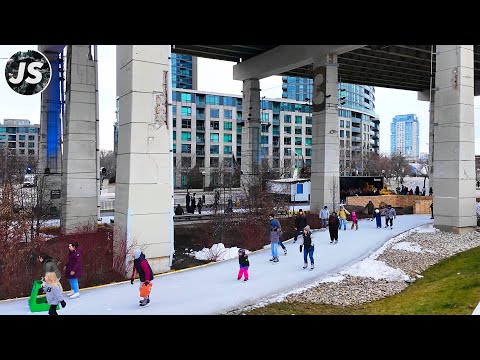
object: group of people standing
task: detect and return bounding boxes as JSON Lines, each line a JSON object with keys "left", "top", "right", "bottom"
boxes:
{"left": 37, "top": 241, "right": 83, "bottom": 315}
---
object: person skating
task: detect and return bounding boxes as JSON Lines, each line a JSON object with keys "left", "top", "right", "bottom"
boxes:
{"left": 298, "top": 225, "right": 315, "bottom": 269}
{"left": 350, "top": 211, "right": 358, "bottom": 230}
{"left": 365, "top": 200, "right": 375, "bottom": 221}
{"left": 319, "top": 206, "right": 329, "bottom": 230}
{"left": 269, "top": 214, "right": 282, "bottom": 262}
{"left": 338, "top": 206, "right": 350, "bottom": 231}
{"left": 328, "top": 212, "right": 340, "bottom": 244}
{"left": 41, "top": 272, "right": 66, "bottom": 315}
{"left": 237, "top": 248, "right": 249, "bottom": 281}
{"left": 293, "top": 209, "right": 308, "bottom": 242}
{"left": 374, "top": 209, "right": 382, "bottom": 229}
{"left": 131, "top": 249, "right": 154, "bottom": 307}
{"left": 384, "top": 205, "right": 396, "bottom": 229}
{"left": 64, "top": 242, "right": 83, "bottom": 299}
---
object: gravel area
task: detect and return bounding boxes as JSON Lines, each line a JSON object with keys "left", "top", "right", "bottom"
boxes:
{"left": 228, "top": 224, "right": 480, "bottom": 313}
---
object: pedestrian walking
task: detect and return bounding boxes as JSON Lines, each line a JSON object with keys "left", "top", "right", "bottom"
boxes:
{"left": 197, "top": 198, "right": 203, "bottom": 214}
{"left": 430, "top": 202, "right": 434, "bottom": 219}
{"left": 365, "top": 200, "right": 375, "bottom": 221}
{"left": 237, "top": 248, "right": 249, "bottom": 281}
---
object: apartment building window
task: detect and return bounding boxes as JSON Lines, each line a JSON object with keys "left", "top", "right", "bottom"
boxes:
{"left": 295, "top": 148, "right": 302, "bottom": 156}
{"left": 210, "top": 108, "right": 219, "bottom": 118}
{"left": 261, "top": 136, "right": 269, "bottom": 145}
{"left": 181, "top": 106, "right": 191, "bottom": 116}
{"left": 224, "top": 109, "right": 232, "bottom": 119}
{"left": 19, "top": 142, "right": 25, "bottom": 148}
{"left": 295, "top": 137, "right": 302, "bottom": 146}
{"left": 210, "top": 157, "right": 219, "bottom": 167}
{"left": 261, "top": 124, "right": 269, "bottom": 133}
{"left": 295, "top": 116, "right": 302, "bottom": 124}
{"left": 181, "top": 93, "right": 192, "bottom": 102}
{"left": 305, "top": 116, "right": 312, "bottom": 125}
{"left": 261, "top": 113, "right": 269, "bottom": 121}
{"left": 305, "top": 127, "right": 312, "bottom": 135}
{"left": 28, "top": 135, "right": 35, "bottom": 141}
{"left": 305, "top": 138, "right": 312, "bottom": 146}
{"left": 173, "top": 131, "right": 176, "bottom": 141}
{"left": 295, "top": 127, "right": 302, "bottom": 135}
{"left": 284, "top": 148, "right": 291, "bottom": 156}
{"left": 28, "top": 149, "right": 35, "bottom": 155}
{"left": 18, "top": 135, "right": 25, "bottom": 140}
{"left": 209, "top": 133, "right": 218, "bottom": 143}
{"left": 224, "top": 134, "right": 232, "bottom": 143}
{"left": 210, "top": 121, "right": 219, "bottom": 130}
{"left": 210, "top": 145, "right": 219, "bottom": 154}
{"left": 28, "top": 142, "right": 35, "bottom": 148}
{"left": 181, "top": 144, "right": 191, "bottom": 153}
{"left": 224, "top": 145, "right": 232, "bottom": 155}
{"left": 284, "top": 137, "right": 291, "bottom": 145}
{"left": 284, "top": 126, "right": 291, "bottom": 134}
{"left": 305, "top": 148, "right": 312, "bottom": 156}
{"left": 284, "top": 115, "right": 291, "bottom": 123}
{"left": 224, "top": 122, "right": 232, "bottom": 131}
{"left": 181, "top": 119, "right": 191, "bottom": 129}
{"left": 340, "top": 120, "right": 344, "bottom": 127}
{"left": 181, "top": 132, "right": 191, "bottom": 141}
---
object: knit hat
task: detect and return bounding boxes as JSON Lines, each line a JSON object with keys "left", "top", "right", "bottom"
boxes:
{"left": 134, "top": 249, "right": 142, "bottom": 259}
{"left": 375, "top": 209, "right": 380, "bottom": 213}
{"left": 304, "top": 225, "right": 311, "bottom": 231}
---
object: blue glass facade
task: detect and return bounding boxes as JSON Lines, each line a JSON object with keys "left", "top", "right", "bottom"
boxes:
{"left": 281, "top": 76, "right": 375, "bottom": 115}
{"left": 390, "top": 114, "right": 419, "bottom": 159}
{"left": 171, "top": 54, "right": 195, "bottom": 89}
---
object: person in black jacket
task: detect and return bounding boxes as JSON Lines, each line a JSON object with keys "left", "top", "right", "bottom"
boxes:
{"left": 130, "top": 249, "right": 154, "bottom": 307}
{"left": 237, "top": 248, "right": 250, "bottom": 281}
{"left": 328, "top": 212, "right": 340, "bottom": 244}
{"left": 298, "top": 225, "right": 315, "bottom": 269}
{"left": 174, "top": 204, "right": 184, "bottom": 215}
{"left": 293, "top": 209, "right": 308, "bottom": 243}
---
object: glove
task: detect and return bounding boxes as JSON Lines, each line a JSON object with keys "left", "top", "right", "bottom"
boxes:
{"left": 60, "top": 300, "right": 66, "bottom": 308}
{"left": 130, "top": 279, "right": 134, "bottom": 285}
{"left": 299, "top": 245, "right": 303, "bottom": 252}
{"left": 144, "top": 281, "right": 150, "bottom": 286}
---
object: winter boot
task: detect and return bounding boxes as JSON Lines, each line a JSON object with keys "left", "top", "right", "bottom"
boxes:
{"left": 284, "top": 248, "right": 287, "bottom": 255}
{"left": 269, "top": 257, "right": 275, "bottom": 262}
{"left": 303, "top": 263, "right": 308, "bottom": 269}
{"left": 311, "top": 263, "right": 314, "bottom": 270}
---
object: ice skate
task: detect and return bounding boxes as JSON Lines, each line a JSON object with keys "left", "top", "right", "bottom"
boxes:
{"left": 303, "top": 263, "right": 307, "bottom": 269}
{"left": 310, "top": 263, "right": 314, "bottom": 270}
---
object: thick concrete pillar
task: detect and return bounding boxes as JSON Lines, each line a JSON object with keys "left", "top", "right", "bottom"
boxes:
{"left": 311, "top": 54, "right": 340, "bottom": 213}
{"left": 61, "top": 45, "right": 98, "bottom": 233}
{"left": 433, "top": 45, "right": 476, "bottom": 233}
{"left": 240, "top": 79, "right": 261, "bottom": 189}
{"left": 115, "top": 46, "right": 174, "bottom": 275}
{"left": 428, "top": 94, "right": 434, "bottom": 191}
{"left": 38, "top": 46, "right": 63, "bottom": 216}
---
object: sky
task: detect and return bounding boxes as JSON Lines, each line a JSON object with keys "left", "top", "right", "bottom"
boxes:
{"left": 0, "top": 214, "right": 433, "bottom": 314}
{"left": 2, "top": 45, "right": 480, "bottom": 155}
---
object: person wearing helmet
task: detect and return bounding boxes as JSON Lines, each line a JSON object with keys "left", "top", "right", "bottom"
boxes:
{"left": 130, "top": 249, "right": 154, "bottom": 307}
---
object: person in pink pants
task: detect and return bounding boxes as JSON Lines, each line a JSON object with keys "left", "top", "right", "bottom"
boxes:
{"left": 237, "top": 248, "right": 250, "bottom": 281}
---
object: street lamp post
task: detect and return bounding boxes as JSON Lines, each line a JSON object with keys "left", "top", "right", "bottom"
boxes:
{"left": 420, "top": 166, "right": 428, "bottom": 190}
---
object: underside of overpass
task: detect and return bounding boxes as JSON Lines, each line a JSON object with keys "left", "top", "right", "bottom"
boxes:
{"left": 173, "top": 45, "right": 480, "bottom": 91}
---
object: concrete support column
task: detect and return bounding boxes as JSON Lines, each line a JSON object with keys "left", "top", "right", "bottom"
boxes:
{"left": 38, "top": 46, "right": 63, "bottom": 216}
{"left": 428, "top": 94, "right": 434, "bottom": 191}
{"left": 240, "top": 79, "right": 261, "bottom": 189}
{"left": 61, "top": 45, "right": 98, "bottom": 233}
{"left": 433, "top": 45, "right": 476, "bottom": 233}
{"left": 115, "top": 46, "right": 173, "bottom": 274}
{"left": 310, "top": 54, "right": 340, "bottom": 214}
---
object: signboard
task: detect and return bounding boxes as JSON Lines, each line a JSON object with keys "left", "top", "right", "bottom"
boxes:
{"left": 51, "top": 189, "right": 61, "bottom": 199}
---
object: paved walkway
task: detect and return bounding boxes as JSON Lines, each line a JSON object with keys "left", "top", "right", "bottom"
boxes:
{"left": 0, "top": 215, "right": 435, "bottom": 315}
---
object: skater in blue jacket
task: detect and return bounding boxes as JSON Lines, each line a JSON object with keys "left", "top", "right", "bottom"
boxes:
{"left": 374, "top": 209, "right": 382, "bottom": 229}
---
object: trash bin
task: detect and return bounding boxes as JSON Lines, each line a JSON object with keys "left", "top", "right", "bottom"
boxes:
{"left": 28, "top": 280, "right": 59, "bottom": 313}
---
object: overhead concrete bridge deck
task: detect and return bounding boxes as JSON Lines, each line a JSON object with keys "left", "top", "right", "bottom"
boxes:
{"left": 39, "top": 44, "right": 478, "bottom": 275}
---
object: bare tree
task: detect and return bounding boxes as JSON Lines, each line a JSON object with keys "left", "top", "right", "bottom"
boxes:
{"left": 99, "top": 149, "right": 116, "bottom": 180}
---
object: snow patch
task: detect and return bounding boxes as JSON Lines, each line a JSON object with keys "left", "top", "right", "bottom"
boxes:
{"left": 190, "top": 243, "right": 250, "bottom": 262}
{"left": 340, "top": 258, "right": 410, "bottom": 282}
{"left": 392, "top": 241, "right": 424, "bottom": 253}
{"left": 319, "top": 274, "right": 346, "bottom": 283}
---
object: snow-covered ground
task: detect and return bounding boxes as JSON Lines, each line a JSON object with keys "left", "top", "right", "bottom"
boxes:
{"left": 0, "top": 214, "right": 435, "bottom": 315}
